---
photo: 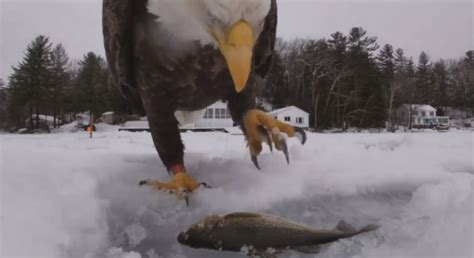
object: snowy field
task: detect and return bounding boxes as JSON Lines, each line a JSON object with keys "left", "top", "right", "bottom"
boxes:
{"left": 1, "top": 127, "right": 473, "bottom": 258}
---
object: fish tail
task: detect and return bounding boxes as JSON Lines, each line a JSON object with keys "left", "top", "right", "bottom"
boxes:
{"left": 357, "top": 224, "right": 381, "bottom": 234}
{"left": 337, "top": 220, "right": 380, "bottom": 235}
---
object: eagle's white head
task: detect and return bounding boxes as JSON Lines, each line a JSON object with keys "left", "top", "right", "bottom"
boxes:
{"left": 148, "top": 0, "right": 273, "bottom": 92}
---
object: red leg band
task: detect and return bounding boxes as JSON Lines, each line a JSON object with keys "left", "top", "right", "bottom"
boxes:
{"left": 169, "top": 164, "right": 186, "bottom": 175}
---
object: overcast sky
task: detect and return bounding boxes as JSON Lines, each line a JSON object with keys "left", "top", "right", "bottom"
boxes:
{"left": 1, "top": 0, "right": 472, "bottom": 81}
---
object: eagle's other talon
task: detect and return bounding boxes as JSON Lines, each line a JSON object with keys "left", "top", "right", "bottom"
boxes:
{"left": 295, "top": 127, "right": 307, "bottom": 145}
{"left": 139, "top": 179, "right": 151, "bottom": 187}
{"left": 251, "top": 156, "right": 261, "bottom": 170}
{"left": 199, "top": 182, "right": 213, "bottom": 189}
{"left": 243, "top": 109, "right": 306, "bottom": 169}
{"left": 280, "top": 138, "right": 290, "bottom": 164}
{"left": 258, "top": 126, "right": 273, "bottom": 152}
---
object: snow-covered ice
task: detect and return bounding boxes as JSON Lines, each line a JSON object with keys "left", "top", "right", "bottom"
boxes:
{"left": 1, "top": 128, "right": 473, "bottom": 258}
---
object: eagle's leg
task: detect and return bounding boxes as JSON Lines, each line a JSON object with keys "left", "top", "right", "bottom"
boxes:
{"left": 227, "top": 94, "right": 306, "bottom": 170}
{"left": 138, "top": 103, "right": 207, "bottom": 204}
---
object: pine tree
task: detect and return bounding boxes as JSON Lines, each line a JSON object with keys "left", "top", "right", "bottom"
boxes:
{"left": 327, "top": 31, "right": 347, "bottom": 67}
{"left": 348, "top": 27, "right": 379, "bottom": 58}
{"left": 394, "top": 48, "right": 407, "bottom": 73}
{"left": 415, "top": 51, "right": 433, "bottom": 104}
{"left": 49, "top": 44, "right": 70, "bottom": 127}
{"left": 7, "top": 35, "right": 52, "bottom": 129}
{"left": 0, "top": 79, "right": 7, "bottom": 128}
{"left": 346, "top": 27, "right": 384, "bottom": 127}
{"left": 377, "top": 45, "right": 395, "bottom": 104}
{"left": 432, "top": 60, "right": 449, "bottom": 108}
{"left": 73, "top": 52, "right": 109, "bottom": 116}
{"left": 464, "top": 51, "right": 474, "bottom": 109}
{"left": 378, "top": 44, "right": 395, "bottom": 81}
{"left": 377, "top": 44, "right": 398, "bottom": 130}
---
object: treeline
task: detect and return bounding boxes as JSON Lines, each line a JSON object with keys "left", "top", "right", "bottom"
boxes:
{"left": 261, "top": 27, "right": 474, "bottom": 129}
{"left": 0, "top": 35, "right": 127, "bottom": 130}
{"left": 1, "top": 30, "right": 473, "bottom": 131}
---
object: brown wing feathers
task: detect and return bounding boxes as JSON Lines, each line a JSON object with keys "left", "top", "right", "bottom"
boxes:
{"left": 253, "top": 0, "right": 277, "bottom": 78}
{"left": 103, "top": 0, "right": 146, "bottom": 115}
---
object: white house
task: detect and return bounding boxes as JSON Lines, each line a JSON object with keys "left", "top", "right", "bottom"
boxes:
{"left": 192, "top": 101, "right": 235, "bottom": 129}
{"left": 396, "top": 104, "right": 449, "bottom": 129}
{"left": 121, "top": 101, "right": 234, "bottom": 131}
{"left": 268, "top": 106, "right": 309, "bottom": 128}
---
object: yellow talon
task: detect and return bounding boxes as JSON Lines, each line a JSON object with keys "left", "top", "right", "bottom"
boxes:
{"left": 243, "top": 109, "right": 306, "bottom": 169}
{"left": 139, "top": 173, "right": 204, "bottom": 204}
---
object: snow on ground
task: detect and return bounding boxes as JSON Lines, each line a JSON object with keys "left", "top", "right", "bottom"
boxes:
{"left": 1, "top": 127, "right": 473, "bottom": 258}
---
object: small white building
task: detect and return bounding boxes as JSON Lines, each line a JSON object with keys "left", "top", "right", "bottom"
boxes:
{"left": 396, "top": 104, "right": 449, "bottom": 129}
{"left": 268, "top": 106, "right": 309, "bottom": 128}
{"left": 193, "top": 101, "right": 235, "bottom": 129}
{"left": 173, "top": 101, "right": 234, "bottom": 129}
{"left": 101, "top": 111, "right": 115, "bottom": 125}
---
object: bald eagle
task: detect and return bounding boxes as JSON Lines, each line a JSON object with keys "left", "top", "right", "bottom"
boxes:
{"left": 103, "top": 0, "right": 306, "bottom": 203}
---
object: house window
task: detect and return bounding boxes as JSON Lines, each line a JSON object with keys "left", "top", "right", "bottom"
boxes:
{"left": 225, "top": 109, "right": 231, "bottom": 119}
{"left": 296, "top": 117, "right": 304, "bottom": 124}
{"left": 422, "top": 111, "right": 426, "bottom": 116}
{"left": 284, "top": 116, "right": 291, "bottom": 122}
{"left": 204, "top": 108, "right": 213, "bottom": 119}
{"left": 430, "top": 111, "right": 434, "bottom": 116}
{"left": 215, "top": 108, "right": 229, "bottom": 119}
{"left": 413, "top": 111, "right": 418, "bottom": 116}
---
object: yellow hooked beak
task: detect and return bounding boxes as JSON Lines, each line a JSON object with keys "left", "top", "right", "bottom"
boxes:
{"left": 214, "top": 21, "right": 254, "bottom": 93}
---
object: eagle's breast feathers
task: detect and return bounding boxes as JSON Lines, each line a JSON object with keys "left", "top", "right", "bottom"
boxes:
{"left": 103, "top": 0, "right": 277, "bottom": 112}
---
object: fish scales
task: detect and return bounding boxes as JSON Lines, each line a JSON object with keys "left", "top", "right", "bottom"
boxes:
{"left": 212, "top": 213, "right": 322, "bottom": 249}
{"left": 177, "top": 212, "right": 380, "bottom": 255}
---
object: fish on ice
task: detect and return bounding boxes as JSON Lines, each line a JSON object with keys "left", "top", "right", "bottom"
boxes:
{"left": 177, "top": 212, "right": 380, "bottom": 257}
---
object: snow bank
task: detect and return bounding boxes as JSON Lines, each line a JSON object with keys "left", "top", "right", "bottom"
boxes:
{"left": 1, "top": 131, "right": 473, "bottom": 257}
